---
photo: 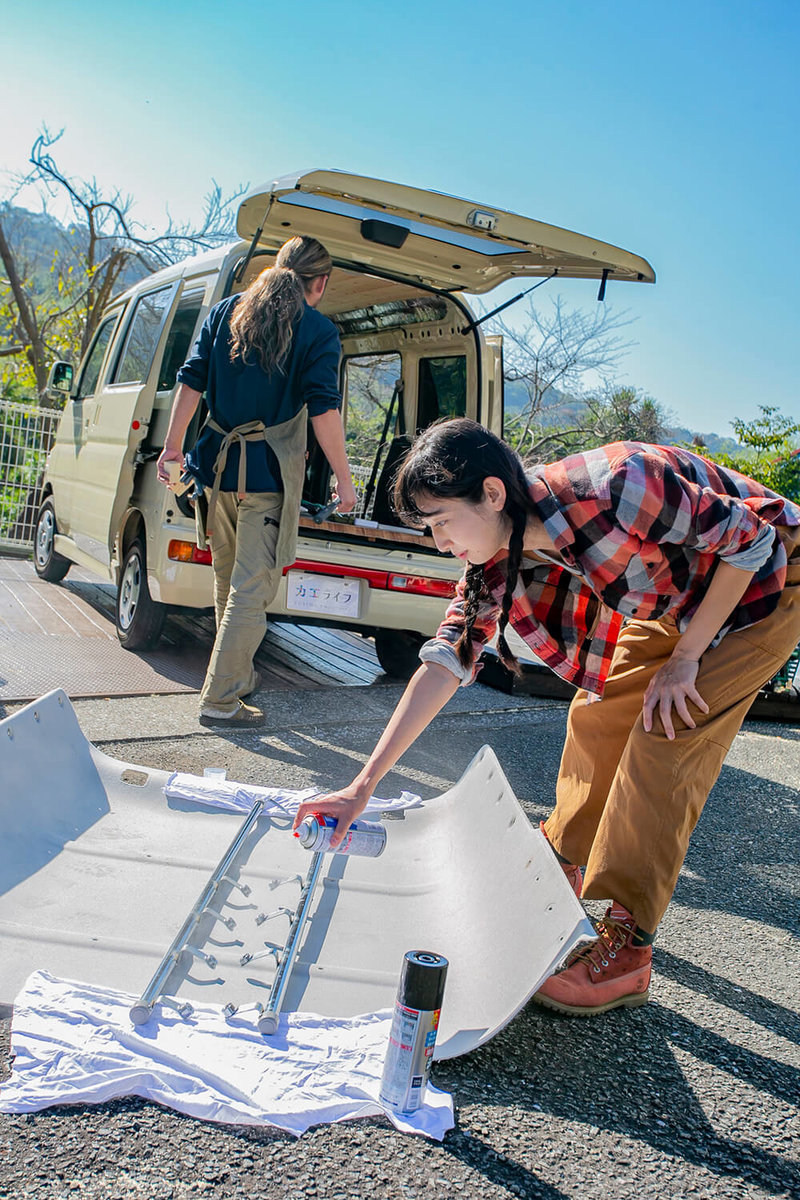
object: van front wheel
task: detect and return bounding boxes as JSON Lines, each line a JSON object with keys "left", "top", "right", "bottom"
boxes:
{"left": 116, "top": 540, "right": 166, "bottom": 650}
{"left": 374, "top": 629, "right": 426, "bottom": 680}
{"left": 33, "top": 499, "right": 71, "bottom": 583}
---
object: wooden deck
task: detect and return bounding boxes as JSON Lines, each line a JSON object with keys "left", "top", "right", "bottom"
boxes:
{"left": 0, "top": 557, "right": 385, "bottom": 704}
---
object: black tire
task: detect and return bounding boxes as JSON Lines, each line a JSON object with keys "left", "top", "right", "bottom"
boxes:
{"left": 33, "top": 499, "right": 71, "bottom": 583}
{"left": 116, "top": 539, "right": 166, "bottom": 650}
{"left": 374, "top": 628, "right": 426, "bottom": 679}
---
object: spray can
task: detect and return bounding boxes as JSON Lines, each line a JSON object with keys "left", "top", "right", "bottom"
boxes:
{"left": 379, "top": 950, "right": 449, "bottom": 1114}
{"left": 293, "top": 814, "right": 387, "bottom": 857}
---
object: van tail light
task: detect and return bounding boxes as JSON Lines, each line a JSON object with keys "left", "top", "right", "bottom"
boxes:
{"left": 387, "top": 573, "right": 456, "bottom": 599}
{"left": 282, "top": 559, "right": 389, "bottom": 587}
{"left": 168, "top": 539, "right": 212, "bottom": 565}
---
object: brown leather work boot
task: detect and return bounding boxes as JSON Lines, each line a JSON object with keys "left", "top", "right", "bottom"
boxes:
{"left": 533, "top": 903, "right": 652, "bottom": 1016}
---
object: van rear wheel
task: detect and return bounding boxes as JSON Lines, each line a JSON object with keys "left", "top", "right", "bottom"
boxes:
{"left": 374, "top": 629, "right": 426, "bottom": 679}
{"left": 116, "top": 540, "right": 166, "bottom": 650}
{"left": 33, "top": 499, "right": 71, "bottom": 583}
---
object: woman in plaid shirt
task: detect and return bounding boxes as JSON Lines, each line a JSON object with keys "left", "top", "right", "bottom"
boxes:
{"left": 294, "top": 419, "right": 800, "bottom": 1015}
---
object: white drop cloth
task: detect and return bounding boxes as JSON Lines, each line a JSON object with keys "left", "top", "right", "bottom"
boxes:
{"left": 0, "top": 971, "right": 454, "bottom": 1140}
{"left": 165, "top": 773, "right": 422, "bottom": 817}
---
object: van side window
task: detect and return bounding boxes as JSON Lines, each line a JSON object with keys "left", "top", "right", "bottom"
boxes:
{"left": 157, "top": 294, "right": 205, "bottom": 393}
{"left": 112, "top": 287, "right": 173, "bottom": 385}
{"left": 75, "top": 316, "right": 118, "bottom": 400}
{"left": 417, "top": 355, "right": 467, "bottom": 428}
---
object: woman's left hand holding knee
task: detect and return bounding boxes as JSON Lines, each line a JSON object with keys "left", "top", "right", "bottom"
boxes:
{"left": 642, "top": 653, "right": 709, "bottom": 740}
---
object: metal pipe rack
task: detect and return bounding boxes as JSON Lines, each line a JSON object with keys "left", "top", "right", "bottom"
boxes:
{"left": 129, "top": 799, "right": 265, "bottom": 1025}
{"left": 256, "top": 849, "right": 325, "bottom": 1035}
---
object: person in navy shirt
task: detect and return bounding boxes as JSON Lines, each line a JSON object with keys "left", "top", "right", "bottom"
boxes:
{"left": 157, "top": 236, "right": 355, "bottom": 726}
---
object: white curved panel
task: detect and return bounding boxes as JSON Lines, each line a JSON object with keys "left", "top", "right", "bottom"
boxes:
{"left": 0, "top": 691, "right": 592, "bottom": 1058}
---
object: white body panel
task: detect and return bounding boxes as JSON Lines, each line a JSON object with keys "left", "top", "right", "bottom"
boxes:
{"left": 0, "top": 692, "right": 593, "bottom": 1059}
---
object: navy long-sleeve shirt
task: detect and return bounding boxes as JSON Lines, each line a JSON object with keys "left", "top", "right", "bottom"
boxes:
{"left": 178, "top": 294, "right": 342, "bottom": 492}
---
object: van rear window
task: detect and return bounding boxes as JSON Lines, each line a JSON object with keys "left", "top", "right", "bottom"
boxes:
{"left": 334, "top": 297, "right": 448, "bottom": 337}
{"left": 113, "top": 287, "right": 173, "bottom": 385}
{"left": 157, "top": 294, "right": 205, "bottom": 392}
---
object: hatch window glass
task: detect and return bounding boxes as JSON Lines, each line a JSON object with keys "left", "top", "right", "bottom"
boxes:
{"left": 75, "top": 315, "right": 119, "bottom": 400}
{"left": 343, "top": 353, "right": 403, "bottom": 513}
{"left": 113, "top": 287, "right": 173, "bottom": 385}
{"left": 417, "top": 355, "right": 467, "bottom": 428}
{"left": 157, "top": 293, "right": 205, "bottom": 392}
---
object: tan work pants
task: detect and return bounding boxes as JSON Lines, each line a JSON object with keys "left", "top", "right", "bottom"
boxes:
{"left": 199, "top": 490, "right": 283, "bottom": 714}
{"left": 545, "top": 530, "right": 800, "bottom": 935}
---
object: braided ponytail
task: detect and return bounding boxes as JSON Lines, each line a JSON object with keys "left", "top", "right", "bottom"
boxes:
{"left": 496, "top": 510, "right": 526, "bottom": 675}
{"left": 455, "top": 562, "right": 489, "bottom": 670}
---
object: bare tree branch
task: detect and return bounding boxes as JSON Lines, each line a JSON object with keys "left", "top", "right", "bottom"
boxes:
{"left": 2, "top": 127, "right": 247, "bottom": 398}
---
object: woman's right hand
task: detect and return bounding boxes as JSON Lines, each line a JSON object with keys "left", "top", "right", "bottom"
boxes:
{"left": 156, "top": 447, "right": 184, "bottom": 486}
{"left": 333, "top": 477, "right": 357, "bottom": 515}
{"left": 292, "top": 783, "right": 370, "bottom": 849}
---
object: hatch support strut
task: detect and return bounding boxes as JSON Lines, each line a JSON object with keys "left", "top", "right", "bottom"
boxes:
{"left": 459, "top": 272, "right": 558, "bottom": 336}
{"left": 232, "top": 201, "right": 273, "bottom": 285}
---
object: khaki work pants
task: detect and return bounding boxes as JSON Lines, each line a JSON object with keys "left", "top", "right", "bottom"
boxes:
{"left": 199, "top": 490, "right": 283, "bottom": 714}
{"left": 545, "top": 529, "right": 800, "bottom": 935}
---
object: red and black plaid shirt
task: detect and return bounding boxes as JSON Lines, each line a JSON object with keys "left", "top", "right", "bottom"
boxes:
{"left": 423, "top": 443, "right": 800, "bottom": 695}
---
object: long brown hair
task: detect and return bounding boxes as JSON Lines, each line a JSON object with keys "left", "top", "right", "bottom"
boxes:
{"left": 394, "top": 418, "right": 539, "bottom": 675}
{"left": 229, "top": 236, "right": 332, "bottom": 375}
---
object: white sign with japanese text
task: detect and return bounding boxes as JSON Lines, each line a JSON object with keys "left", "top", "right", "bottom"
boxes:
{"left": 285, "top": 571, "right": 363, "bottom": 619}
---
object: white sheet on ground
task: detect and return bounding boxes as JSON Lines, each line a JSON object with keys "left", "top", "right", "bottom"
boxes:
{"left": 164, "top": 773, "right": 422, "bottom": 816}
{"left": 0, "top": 971, "right": 453, "bottom": 1140}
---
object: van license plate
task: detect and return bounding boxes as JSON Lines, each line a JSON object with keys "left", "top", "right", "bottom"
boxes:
{"left": 285, "top": 571, "right": 363, "bottom": 619}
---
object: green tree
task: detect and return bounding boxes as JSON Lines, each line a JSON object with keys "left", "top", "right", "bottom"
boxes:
{"left": 703, "top": 405, "right": 800, "bottom": 500}
{"left": 513, "top": 385, "right": 669, "bottom": 461}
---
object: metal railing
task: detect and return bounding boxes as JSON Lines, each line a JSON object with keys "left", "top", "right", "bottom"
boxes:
{"left": 349, "top": 462, "right": 372, "bottom": 516}
{"left": 0, "top": 398, "right": 62, "bottom": 551}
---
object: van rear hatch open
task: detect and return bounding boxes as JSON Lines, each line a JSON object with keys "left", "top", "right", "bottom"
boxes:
{"left": 237, "top": 169, "right": 656, "bottom": 294}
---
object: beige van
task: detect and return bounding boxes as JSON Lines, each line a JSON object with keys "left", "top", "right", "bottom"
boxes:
{"left": 34, "top": 170, "right": 654, "bottom": 676}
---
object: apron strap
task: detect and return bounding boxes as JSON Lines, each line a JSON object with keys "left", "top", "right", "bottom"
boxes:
{"left": 205, "top": 418, "right": 270, "bottom": 539}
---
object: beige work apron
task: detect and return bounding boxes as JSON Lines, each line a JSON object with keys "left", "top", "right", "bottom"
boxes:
{"left": 195, "top": 406, "right": 307, "bottom": 569}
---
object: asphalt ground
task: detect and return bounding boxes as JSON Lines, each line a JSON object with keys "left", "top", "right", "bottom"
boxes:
{"left": 1, "top": 682, "right": 799, "bottom": 1200}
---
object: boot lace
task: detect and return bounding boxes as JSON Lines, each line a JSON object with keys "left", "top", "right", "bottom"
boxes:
{"left": 565, "top": 916, "right": 632, "bottom": 974}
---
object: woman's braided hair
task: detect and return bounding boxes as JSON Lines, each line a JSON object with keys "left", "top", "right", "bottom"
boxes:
{"left": 229, "top": 236, "right": 332, "bottom": 375}
{"left": 393, "top": 418, "right": 539, "bottom": 675}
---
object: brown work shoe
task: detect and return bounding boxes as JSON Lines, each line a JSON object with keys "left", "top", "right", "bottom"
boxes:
{"left": 199, "top": 701, "right": 266, "bottom": 728}
{"left": 539, "top": 821, "right": 583, "bottom": 898}
{"left": 533, "top": 905, "right": 652, "bottom": 1016}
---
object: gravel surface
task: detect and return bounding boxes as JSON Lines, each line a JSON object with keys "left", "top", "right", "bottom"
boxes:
{"left": 1, "top": 685, "right": 799, "bottom": 1199}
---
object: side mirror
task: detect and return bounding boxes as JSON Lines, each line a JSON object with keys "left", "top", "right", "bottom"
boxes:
{"left": 46, "top": 361, "right": 74, "bottom": 399}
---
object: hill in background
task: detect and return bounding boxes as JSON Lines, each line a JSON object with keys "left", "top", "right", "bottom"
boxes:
{"left": 503, "top": 379, "right": 742, "bottom": 456}
{"left": 0, "top": 204, "right": 147, "bottom": 297}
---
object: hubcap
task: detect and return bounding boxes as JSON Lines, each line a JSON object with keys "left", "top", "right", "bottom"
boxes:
{"left": 118, "top": 553, "right": 142, "bottom": 631}
{"left": 35, "top": 509, "right": 55, "bottom": 567}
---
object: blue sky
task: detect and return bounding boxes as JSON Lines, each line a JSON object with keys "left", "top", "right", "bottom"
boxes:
{"left": 2, "top": 0, "right": 798, "bottom": 437}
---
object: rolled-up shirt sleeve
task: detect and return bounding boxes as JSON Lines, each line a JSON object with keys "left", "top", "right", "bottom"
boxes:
{"left": 609, "top": 452, "right": 777, "bottom": 572}
{"left": 300, "top": 326, "right": 342, "bottom": 416}
{"left": 418, "top": 573, "right": 500, "bottom": 686}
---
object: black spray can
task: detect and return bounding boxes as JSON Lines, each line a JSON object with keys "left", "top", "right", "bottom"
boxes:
{"left": 379, "top": 950, "right": 449, "bottom": 1114}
